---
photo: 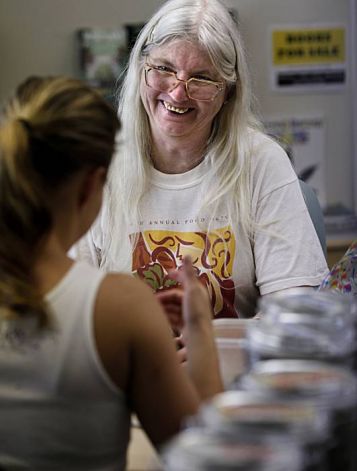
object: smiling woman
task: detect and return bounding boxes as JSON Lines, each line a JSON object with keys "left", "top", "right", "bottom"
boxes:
{"left": 73, "top": 0, "right": 328, "bottom": 322}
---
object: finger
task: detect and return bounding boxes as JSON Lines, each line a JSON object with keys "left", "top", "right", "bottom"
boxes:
{"left": 177, "top": 346, "right": 188, "bottom": 364}
{"left": 177, "top": 333, "right": 185, "bottom": 345}
{"left": 168, "top": 270, "right": 182, "bottom": 283}
{"left": 180, "top": 256, "right": 197, "bottom": 287}
{"left": 174, "top": 334, "right": 185, "bottom": 349}
{"left": 158, "top": 298, "right": 183, "bottom": 310}
{"left": 182, "top": 255, "right": 195, "bottom": 280}
{"left": 156, "top": 289, "right": 184, "bottom": 304}
{"left": 174, "top": 336, "right": 183, "bottom": 350}
{"left": 169, "top": 256, "right": 196, "bottom": 286}
{"left": 166, "top": 312, "right": 184, "bottom": 330}
{"left": 161, "top": 303, "right": 182, "bottom": 315}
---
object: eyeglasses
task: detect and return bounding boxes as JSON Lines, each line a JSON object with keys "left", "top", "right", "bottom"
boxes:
{"left": 144, "top": 64, "right": 224, "bottom": 102}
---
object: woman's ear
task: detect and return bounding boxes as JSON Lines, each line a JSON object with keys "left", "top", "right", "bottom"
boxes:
{"left": 78, "top": 166, "right": 107, "bottom": 208}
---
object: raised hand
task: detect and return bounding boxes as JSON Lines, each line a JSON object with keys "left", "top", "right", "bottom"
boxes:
{"left": 156, "top": 288, "right": 184, "bottom": 332}
{"left": 170, "top": 256, "right": 222, "bottom": 397}
{"left": 169, "top": 256, "right": 213, "bottom": 332}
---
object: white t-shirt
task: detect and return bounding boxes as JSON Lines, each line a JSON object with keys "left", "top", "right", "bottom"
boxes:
{"left": 76, "top": 131, "right": 328, "bottom": 318}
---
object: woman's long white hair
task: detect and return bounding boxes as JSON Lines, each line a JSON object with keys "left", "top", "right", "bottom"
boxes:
{"left": 101, "top": 0, "right": 261, "bottom": 271}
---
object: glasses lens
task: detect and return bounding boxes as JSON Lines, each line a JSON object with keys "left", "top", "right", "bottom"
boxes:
{"left": 146, "top": 68, "right": 221, "bottom": 101}
{"left": 188, "top": 79, "right": 219, "bottom": 100}
{"left": 146, "top": 68, "right": 176, "bottom": 93}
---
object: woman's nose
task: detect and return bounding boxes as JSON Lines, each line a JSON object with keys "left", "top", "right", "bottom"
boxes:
{"left": 169, "top": 79, "right": 189, "bottom": 102}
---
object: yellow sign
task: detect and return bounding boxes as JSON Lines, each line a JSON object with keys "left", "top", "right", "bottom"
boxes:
{"left": 272, "top": 28, "right": 345, "bottom": 66}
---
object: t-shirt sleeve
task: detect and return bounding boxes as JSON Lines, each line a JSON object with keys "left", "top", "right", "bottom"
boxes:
{"left": 250, "top": 134, "right": 329, "bottom": 295}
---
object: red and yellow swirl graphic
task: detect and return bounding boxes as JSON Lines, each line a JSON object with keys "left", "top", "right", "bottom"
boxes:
{"left": 131, "top": 226, "right": 237, "bottom": 318}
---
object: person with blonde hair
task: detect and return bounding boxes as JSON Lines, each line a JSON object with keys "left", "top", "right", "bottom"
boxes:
{"left": 75, "top": 0, "right": 328, "bottom": 320}
{"left": 0, "top": 76, "right": 222, "bottom": 469}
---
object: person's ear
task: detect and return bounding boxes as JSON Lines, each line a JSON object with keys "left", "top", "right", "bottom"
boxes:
{"left": 78, "top": 166, "right": 107, "bottom": 208}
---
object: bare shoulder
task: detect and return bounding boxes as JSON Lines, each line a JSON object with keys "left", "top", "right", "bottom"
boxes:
{"left": 93, "top": 273, "right": 165, "bottom": 389}
{"left": 96, "top": 273, "right": 164, "bottom": 329}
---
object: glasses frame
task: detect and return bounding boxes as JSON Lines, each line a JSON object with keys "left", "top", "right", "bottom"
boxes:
{"left": 144, "top": 63, "right": 225, "bottom": 102}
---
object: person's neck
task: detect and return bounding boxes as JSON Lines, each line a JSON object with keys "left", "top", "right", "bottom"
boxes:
{"left": 33, "top": 228, "right": 77, "bottom": 296}
{"left": 33, "top": 211, "right": 80, "bottom": 294}
{"left": 151, "top": 136, "right": 207, "bottom": 174}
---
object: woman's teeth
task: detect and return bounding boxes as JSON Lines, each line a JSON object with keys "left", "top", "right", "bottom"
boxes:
{"left": 163, "top": 101, "right": 189, "bottom": 114}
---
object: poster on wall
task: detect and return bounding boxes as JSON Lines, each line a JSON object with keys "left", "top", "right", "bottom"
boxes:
{"left": 270, "top": 24, "right": 347, "bottom": 93}
{"left": 264, "top": 116, "right": 326, "bottom": 209}
{"left": 77, "top": 23, "right": 145, "bottom": 102}
{"left": 77, "top": 28, "right": 127, "bottom": 88}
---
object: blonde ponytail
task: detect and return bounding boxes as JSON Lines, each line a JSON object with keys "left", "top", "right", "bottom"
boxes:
{"left": 0, "top": 117, "right": 52, "bottom": 329}
{"left": 0, "top": 76, "right": 120, "bottom": 331}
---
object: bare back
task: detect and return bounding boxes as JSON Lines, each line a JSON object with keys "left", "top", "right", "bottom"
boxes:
{"left": 94, "top": 273, "right": 199, "bottom": 447}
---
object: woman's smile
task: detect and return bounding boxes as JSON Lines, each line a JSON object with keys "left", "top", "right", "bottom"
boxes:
{"left": 162, "top": 100, "right": 191, "bottom": 114}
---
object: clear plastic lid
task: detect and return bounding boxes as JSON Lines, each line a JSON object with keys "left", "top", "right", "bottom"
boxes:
{"left": 259, "top": 289, "right": 356, "bottom": 325}
{"left": 240, "top": 360, "right": 357, "bottom": 410}
{"left": 247, "top": 314, "right": 355, "bottom": 359}
{"left": 251, "top": 291, "right": 356, "bottom": 359}
{"left": 200, "top": 390, "right": 330, "bottom": 444}
{"left": 162, "top": 427, "right": 303, "bottom": 471}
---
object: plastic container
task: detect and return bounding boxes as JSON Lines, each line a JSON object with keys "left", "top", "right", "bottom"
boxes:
{"left": 213, "top": 318, "right": 252, "bottom": 389}
{"left": 199, "top": 390, "right": 330, "bottom": 471}
{"left": 259, "top": 289, "right": 356, "bottom": 329}
{"left": 240, "top": 360, "right": 357, "bottom": 471}
{"left": 162, "top": 426, "right": 303, "bottom": 471}
{"left": 213, "top": 318, "right": 253, "bottom": 339}
{"left": 215, "top": 338, "right": 249, "bottom": 389}
{"left": 247, "top": 290, "right": 356, "bottom": 368}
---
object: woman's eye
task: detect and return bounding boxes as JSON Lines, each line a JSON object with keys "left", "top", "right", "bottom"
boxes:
{"left": 155, "top": 65, "right": 171, "bottom": 72}
{"left": 194, "top": 75, "right": 213, "bottom": 81}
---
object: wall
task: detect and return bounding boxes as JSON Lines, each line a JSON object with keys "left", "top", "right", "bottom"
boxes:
{"left": 226, "top": 0, "right": 353, "bottom": 212}
{"left": 0, "top": 0, "right": 354, "bottom": 212}
{"left": 0, "top": 0, "right": 162, "bottom": 93}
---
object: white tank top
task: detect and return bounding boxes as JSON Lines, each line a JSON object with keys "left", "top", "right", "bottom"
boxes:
{"left": 0, "top": 262, "right": 131, "bottom": 470}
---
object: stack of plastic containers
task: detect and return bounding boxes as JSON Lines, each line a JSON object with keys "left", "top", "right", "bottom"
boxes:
{"left": 240, "top": 360, "right": 357, "bottom": 471}
{"left": 163, "top": 290, "right": 357, "bottom": 470}
{"left": 199, "top": 390, "right": 330, "bottom": 471}
{"left": 247, "top": 290, "right": 356, "bottom": 368}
